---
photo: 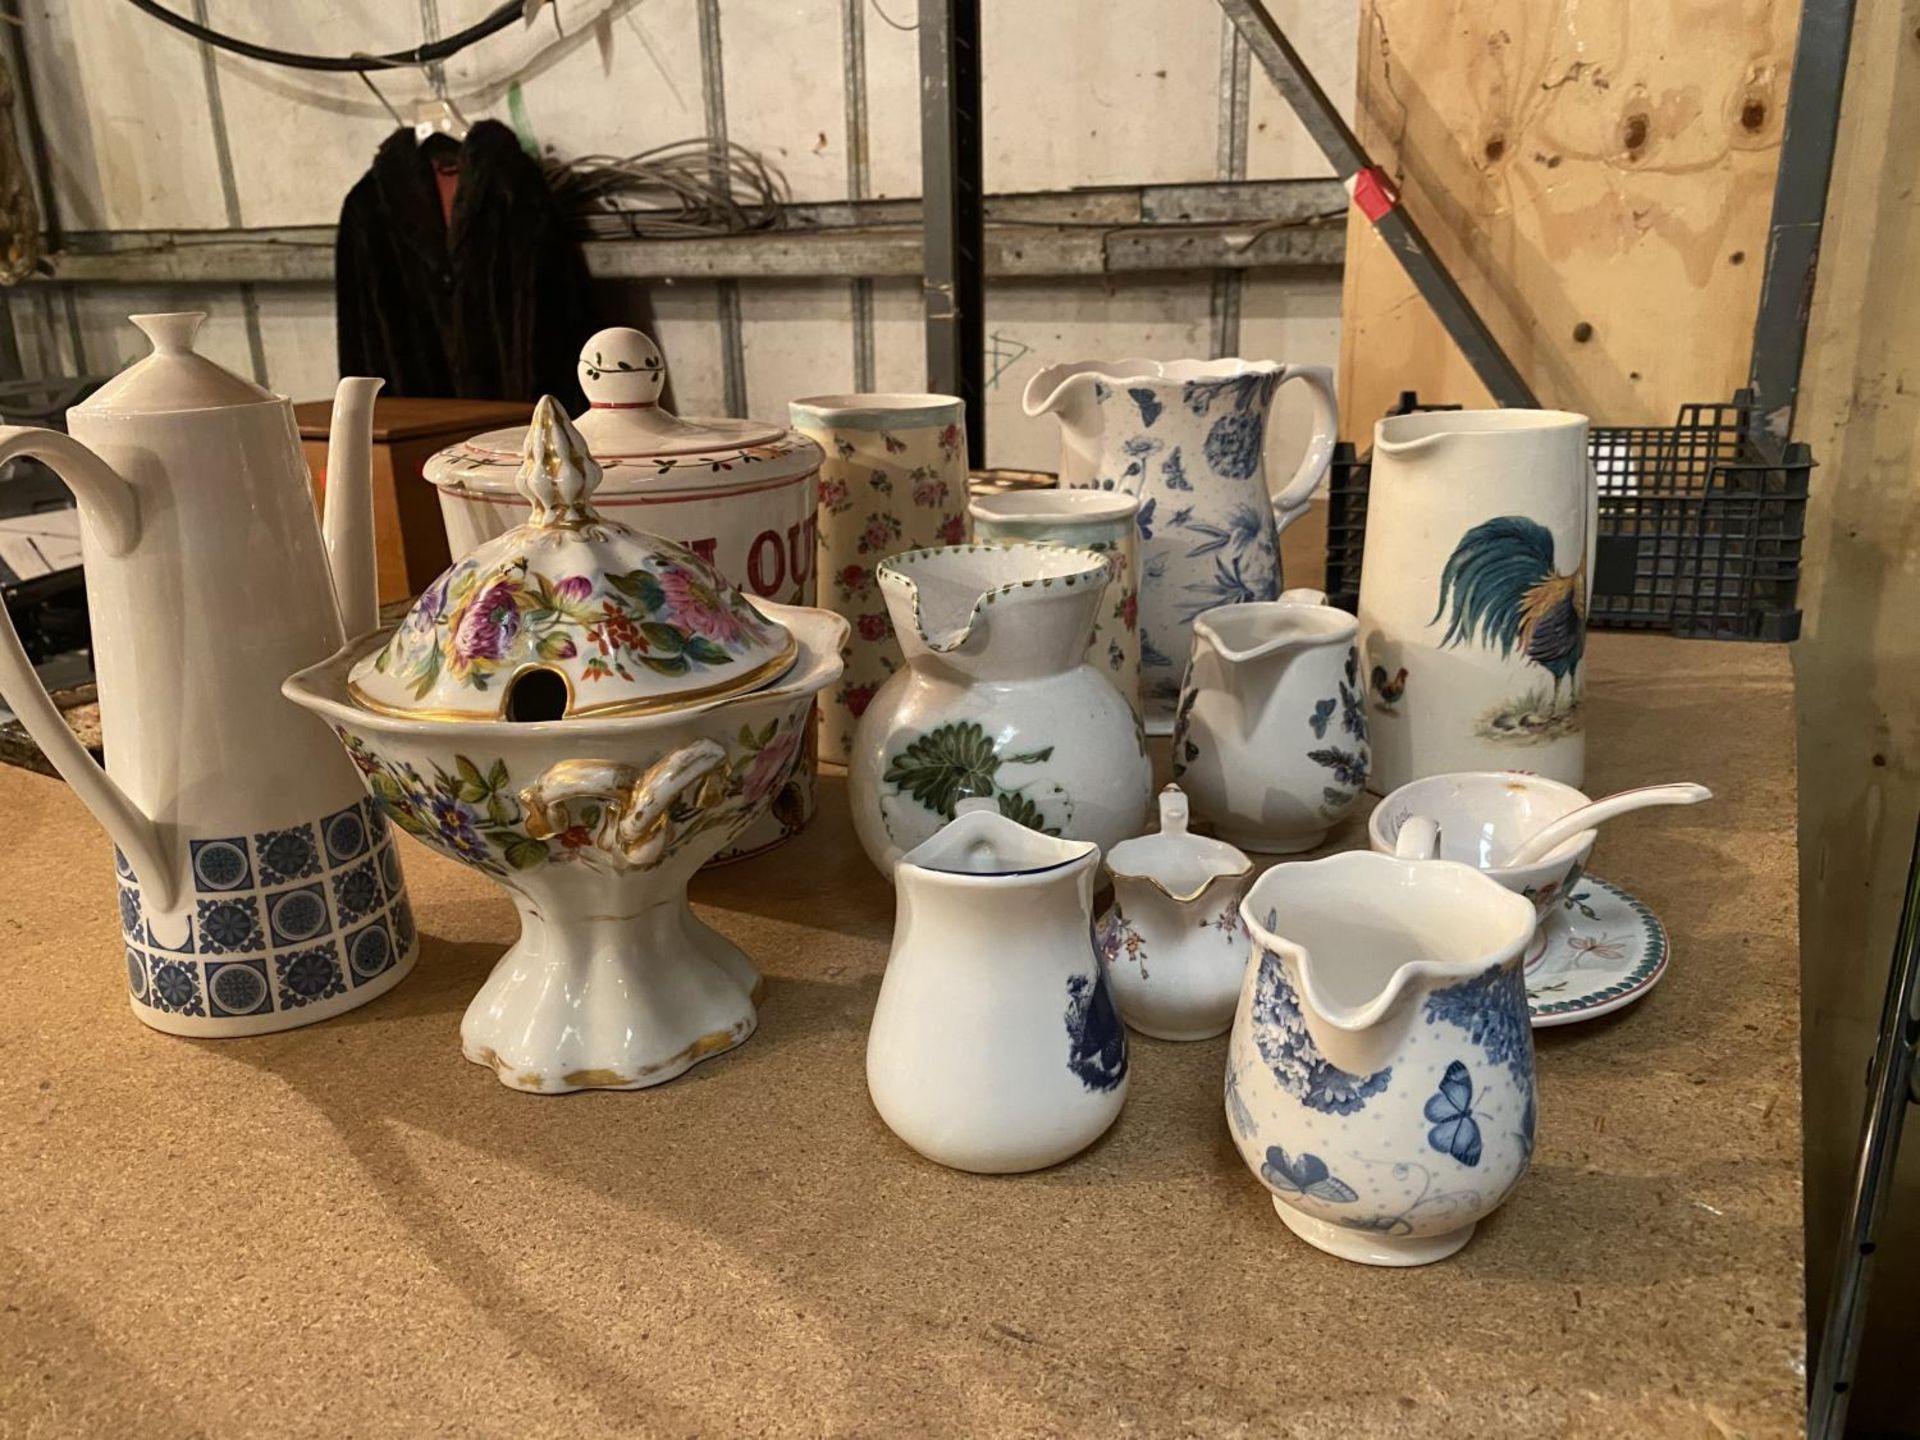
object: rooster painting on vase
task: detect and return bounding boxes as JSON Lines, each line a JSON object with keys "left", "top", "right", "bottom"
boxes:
{"left": 1432, "top": 516, "right": 1586, "bottom": 744}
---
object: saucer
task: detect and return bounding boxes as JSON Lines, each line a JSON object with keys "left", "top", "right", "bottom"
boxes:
{"left": 1524, "top": 875, "right": 1669, "bottom": 1027}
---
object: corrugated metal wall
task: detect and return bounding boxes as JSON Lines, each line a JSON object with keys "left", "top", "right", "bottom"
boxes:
{"left": 9, "top": 0, "right": 1355, "bottom": 471}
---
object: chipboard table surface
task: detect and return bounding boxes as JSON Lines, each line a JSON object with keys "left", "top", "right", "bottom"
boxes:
{"left": 0, "top": 634, "right": 1802, "bottom": 1438}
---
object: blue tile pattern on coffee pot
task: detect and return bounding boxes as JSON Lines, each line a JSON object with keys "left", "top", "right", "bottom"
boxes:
{"left": 117, "top": 798, "right": 414, "bottom": 1024}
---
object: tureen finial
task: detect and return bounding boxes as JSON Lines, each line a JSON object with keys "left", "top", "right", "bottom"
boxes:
{"left": 518, "top": 395, "right": 603, "bottom": 526}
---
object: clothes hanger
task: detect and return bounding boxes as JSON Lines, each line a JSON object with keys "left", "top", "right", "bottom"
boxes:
{"left": 412, "top": 62, "right": 470, "bottom": 143}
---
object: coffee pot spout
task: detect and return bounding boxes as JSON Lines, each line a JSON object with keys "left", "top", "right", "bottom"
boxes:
{"left": 320, "top": 376, "right": 384, "bottom": 639}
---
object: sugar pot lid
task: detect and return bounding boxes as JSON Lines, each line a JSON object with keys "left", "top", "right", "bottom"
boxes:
{"left": 350, "top": 396, "right": 796, "bottom": 723}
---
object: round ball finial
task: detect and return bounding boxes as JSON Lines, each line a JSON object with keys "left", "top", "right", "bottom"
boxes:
{"left": 577, "top": 327, "right": 666, "bottom": 408}
{"left": 517, "top": 395, "right": 604, "bottom": 525}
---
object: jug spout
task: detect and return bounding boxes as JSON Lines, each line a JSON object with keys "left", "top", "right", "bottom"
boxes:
{"left": 877, "top": 543, "right": 1110, "bottom": 679}
{"left": 1192, "top": 591, "right": 1358, "bottom": 668}
{"left": 1240, "top": 852, "right": 1535, "bottom": 1075}
{"left": 321, "top": 376, "right": 384, "bottom": 639}
{"left": 1022, "top": 362, "right": 1155, "bottom": 487}
{"left": 1021, "top": 363, "right": 1099, "bottom": 423}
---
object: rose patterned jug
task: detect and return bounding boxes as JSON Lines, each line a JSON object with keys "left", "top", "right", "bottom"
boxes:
{"left": 1024, "top": 358, "right": 1336, "bottom": 730}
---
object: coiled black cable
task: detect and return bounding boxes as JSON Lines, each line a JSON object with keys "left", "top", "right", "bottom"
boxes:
{"left": 118, "top": 0, "right": 527, "bottom": 73}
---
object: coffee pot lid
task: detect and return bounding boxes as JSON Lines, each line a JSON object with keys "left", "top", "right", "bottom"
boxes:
{"left": 77, "top": 313, "right": 277, "bottom": 416}
{"left": 349, "top": 396, "right": 796, "bottom": 723}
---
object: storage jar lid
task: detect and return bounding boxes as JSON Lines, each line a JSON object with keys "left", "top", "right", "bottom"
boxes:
{"left": 350, "top": 396, "right": 796, "bottom": 723}
{"left": 424, "top": 327, "right": 821, "bottom": 495}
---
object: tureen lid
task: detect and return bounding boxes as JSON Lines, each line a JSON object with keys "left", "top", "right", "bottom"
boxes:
{"left": 349, "top": 396, "right": 796, "bottom": 723}
{"left": 78, "top": 312, "right": 277, "bottom": 416}
{"left": 424, "top": 327, "right": 820, "bottom": 493}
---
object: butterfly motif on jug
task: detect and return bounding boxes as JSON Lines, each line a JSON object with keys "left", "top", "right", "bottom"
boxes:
{"left": 1423, "top": 960, "right": 1533, "bottom": 1087}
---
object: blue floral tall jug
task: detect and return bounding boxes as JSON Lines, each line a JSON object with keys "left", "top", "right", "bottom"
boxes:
{"left": 1024, "top": 358, "right": 1336, "bottom": 731}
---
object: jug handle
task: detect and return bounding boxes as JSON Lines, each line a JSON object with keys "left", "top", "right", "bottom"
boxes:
{"left": 1269, "top": 365, "right": 1338, "bottom": 535}
{"left": 0, "top": 428, "right": 177, "bottom": 910}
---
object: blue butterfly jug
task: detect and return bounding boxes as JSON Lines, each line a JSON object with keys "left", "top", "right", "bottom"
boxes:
{"left": 1023, "top": 358, "right": 1336, "bottom": 732}
{"left": 1224, "top": 850, "right": 1538, "bottom": 1266}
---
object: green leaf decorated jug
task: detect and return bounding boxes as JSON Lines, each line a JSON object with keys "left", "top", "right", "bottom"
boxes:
{"left": 847, "top": 543, "right": 1151, "bottom": 875}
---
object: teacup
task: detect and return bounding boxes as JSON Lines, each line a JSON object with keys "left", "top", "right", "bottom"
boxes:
{"left": 1367, "top": 771, "right": 1595, "bottom": 915}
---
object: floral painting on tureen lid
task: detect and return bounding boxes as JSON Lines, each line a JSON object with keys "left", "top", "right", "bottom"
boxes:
{"left": 349, "top": 396, "right": 797, "bottom": 722}
{"left": 423, "top": 327, "right": 821, "bottom": 496}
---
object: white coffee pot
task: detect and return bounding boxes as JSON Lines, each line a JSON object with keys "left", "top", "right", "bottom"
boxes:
{"left": 0, "top": 313, "right": 416, "bottom": 1035}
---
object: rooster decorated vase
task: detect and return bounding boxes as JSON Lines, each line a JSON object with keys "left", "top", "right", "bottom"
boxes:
{"left": 1356, "top": 410, "right": 1594, "bottom": 794}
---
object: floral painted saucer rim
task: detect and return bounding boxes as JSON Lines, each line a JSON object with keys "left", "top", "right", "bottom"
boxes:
{"left": 1525, "top": 874, "right": 1669, "bottom": 1028}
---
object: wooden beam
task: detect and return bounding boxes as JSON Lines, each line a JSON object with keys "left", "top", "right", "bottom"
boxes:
{"left": 41, "top": 218, "right": 1345, "bottom": 286}
{"left": 36, "top": 180, "right": 1349, "bottom": 287}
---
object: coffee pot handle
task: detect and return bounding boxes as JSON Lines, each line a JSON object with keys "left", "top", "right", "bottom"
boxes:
{"left": 1270, "top": 365, "right": 1338, "bottom": 535}
{"left": 0, "top": 427, "right": 178, "bottom": 910}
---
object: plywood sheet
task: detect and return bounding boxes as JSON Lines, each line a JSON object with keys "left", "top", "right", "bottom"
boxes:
{"left": 1334, "top": 0, "right": 1796, "bottom": 436}
{"left": 1788, "top": 0, "right": 1920, "bottom": 1426}
{"left": 0, "top": 634, "right": 1805, "bottom": 1438}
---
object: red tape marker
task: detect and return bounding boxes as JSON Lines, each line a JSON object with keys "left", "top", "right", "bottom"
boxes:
{"left": 1347, "top": 166, "right": 1399, "bottom": 223}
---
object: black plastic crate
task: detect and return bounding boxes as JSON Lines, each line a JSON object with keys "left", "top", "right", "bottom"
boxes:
{"left": 1323, "top": 390, "right": 1812, "bottom": 642}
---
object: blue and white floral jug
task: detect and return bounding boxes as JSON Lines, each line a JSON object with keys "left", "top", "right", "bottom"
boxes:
{"left": 1024, "top": 358, "right": 1335, "bottom": 731}
{"left": 1173, "top": 588, "right": 1368, "bottom": 854}
{"left": 1225, "top": 851, "right": 1538, "bottom": 1266}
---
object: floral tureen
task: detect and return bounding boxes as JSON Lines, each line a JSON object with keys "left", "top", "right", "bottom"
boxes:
{"left": 422, "top": 325, "right": 826, "bottom": 861}
{"left": 284, "top": 396, "right": 848, "bottom": 1094}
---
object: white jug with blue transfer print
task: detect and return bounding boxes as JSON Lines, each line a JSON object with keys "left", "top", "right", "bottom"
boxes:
{"left": 1225, "top": 851, "right": 1538, "bottom": 1266}
{"left": 1173, "top": 587, "right": 1369, "bottom": 854}
{"left": 0, "top": 313, "right": 416, "bottom": 1036}
{"left": 1023, "top": 358, "right": 1336, "bottom": 732}
{"left": 866, "top": 801, "right": 1128, "bottom": 1172}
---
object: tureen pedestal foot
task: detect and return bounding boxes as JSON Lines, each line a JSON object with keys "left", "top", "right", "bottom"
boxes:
{"left": 1271, "top": 1196, "right": 1475, "bottom": 1267}
{"left": 681, "top": 904, "right": 766, "bottom": 1005}
{"left": 462, "top": 891, "right": 760, "bottom": 1094}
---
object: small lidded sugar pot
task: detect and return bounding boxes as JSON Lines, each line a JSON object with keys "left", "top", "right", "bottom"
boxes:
{"left": 424, "top": 326, "right": 825, "bottom": 858}
{"left": 285, "top": 398, "right": 848, "bottom": 1094}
